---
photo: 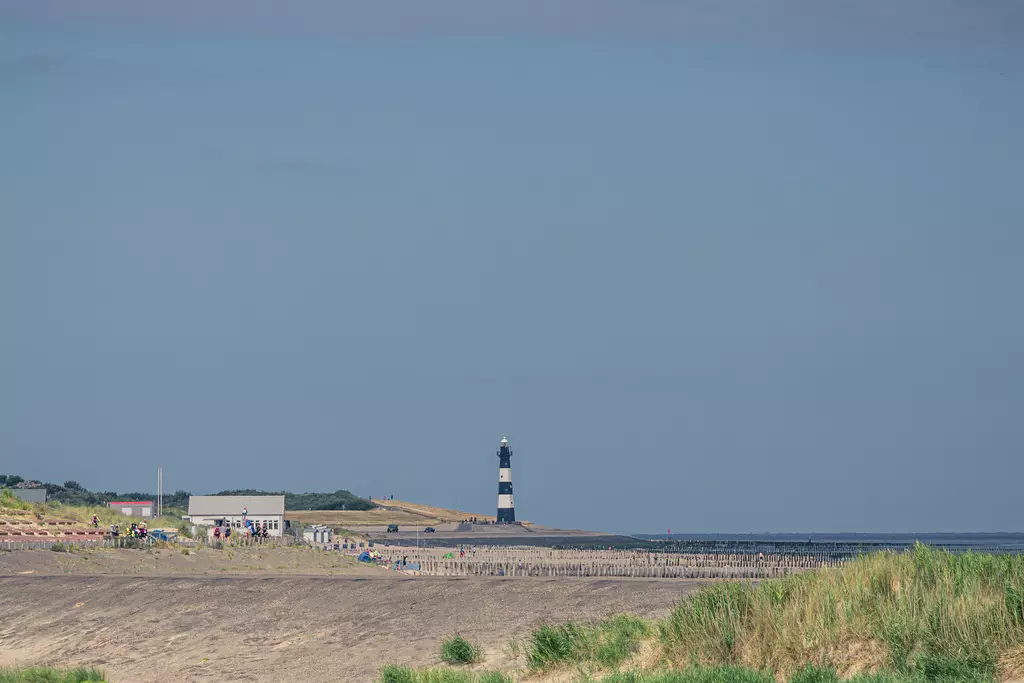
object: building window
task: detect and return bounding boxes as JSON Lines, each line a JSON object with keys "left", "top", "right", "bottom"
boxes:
{"left": 273, "top": 519, "right": 279, "bottom": 530}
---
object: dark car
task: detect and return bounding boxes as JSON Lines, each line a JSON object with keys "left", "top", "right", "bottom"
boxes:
{"left": 424, "top": 527, "right": 435, "bottom": 533}
{"left": 386, "top": 524, "right": 399, "bottom": 533}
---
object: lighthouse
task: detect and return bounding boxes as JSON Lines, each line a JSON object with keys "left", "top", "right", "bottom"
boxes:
{"left": 496, "top": 435, "right": 516, "bottom": 523}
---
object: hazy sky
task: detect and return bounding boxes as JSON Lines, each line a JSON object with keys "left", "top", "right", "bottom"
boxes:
{"left": 3, "top": 2, "right": 1023, "bottom": 533}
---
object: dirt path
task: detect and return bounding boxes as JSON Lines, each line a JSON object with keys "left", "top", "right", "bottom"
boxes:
{"left": 0, "top": 574, "right": 702, "bottom": 683}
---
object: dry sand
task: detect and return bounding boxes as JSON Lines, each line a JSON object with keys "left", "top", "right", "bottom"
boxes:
{"left": 0, "top": 548, "right": 703, "bottom": 683}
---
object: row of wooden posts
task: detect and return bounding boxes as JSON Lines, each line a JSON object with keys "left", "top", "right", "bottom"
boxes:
{"left": 363, "top": 545, "right": 849, "bottom": 579}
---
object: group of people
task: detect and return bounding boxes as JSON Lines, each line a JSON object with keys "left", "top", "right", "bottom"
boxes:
{"left": 212, "top": 518, "right": 271, "bottom": 542}
{"left": 109, "top": 520, "right": 148, "bottom": 539}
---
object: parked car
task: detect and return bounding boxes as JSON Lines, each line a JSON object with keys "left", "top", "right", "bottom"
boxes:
{"left": 386, "top": 524, "right": 399, "bottom": 533}
{"left": 424, "top": 527, "right": 435, "bottom": 533}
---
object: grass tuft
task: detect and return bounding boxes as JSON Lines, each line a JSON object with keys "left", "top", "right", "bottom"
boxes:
{"left": 525, "top": 615, "right": 651, "bottom": 670}
{"left": 440, "top": 635, "right": 481, "bottom": 665}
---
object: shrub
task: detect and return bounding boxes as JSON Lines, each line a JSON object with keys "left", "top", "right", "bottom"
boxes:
{"left": 440, "top": 635, "right": 481, "bottom": 664}
{"left": 49, "top": 542, "right": 67, "bottom": 553}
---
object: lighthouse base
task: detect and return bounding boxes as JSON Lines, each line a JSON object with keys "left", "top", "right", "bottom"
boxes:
{"left": 497, "top": 508, "right": 516, "bottom": 524}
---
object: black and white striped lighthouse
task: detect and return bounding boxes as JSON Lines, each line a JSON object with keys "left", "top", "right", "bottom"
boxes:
{"left": 496, "top": 435, "right": 516, "bottom": 523}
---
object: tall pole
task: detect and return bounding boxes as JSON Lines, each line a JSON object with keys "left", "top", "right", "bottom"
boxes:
{"left": 157, "top": 467, "right": 163, "bottom": 518}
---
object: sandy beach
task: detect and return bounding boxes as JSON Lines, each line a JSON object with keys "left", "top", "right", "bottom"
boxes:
{"left": 0, "top": 549, "right": 703, "bottom": 682}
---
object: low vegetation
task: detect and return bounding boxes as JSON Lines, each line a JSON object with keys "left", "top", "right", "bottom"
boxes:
{"left": 381, "top": 666, "right": 511, "bottom": 683}
{"left": 658, "top": 545, "right": 1023, "bottom": 681}
{"left": 593, "top": 666, "right": 991, "bottom": 682}
{"left": 0, "top": 667, "right": 108, "bottom": 683}
{"left": 527, "top": 615, "right": 651, "bottom": 669}
{"left": 440, "top": 635, "right": 482, "bottom": 664}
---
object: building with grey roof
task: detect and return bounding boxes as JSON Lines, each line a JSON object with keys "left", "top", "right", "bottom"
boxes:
{"left": 186, "top": 495, "right": 286, "bottom": 537}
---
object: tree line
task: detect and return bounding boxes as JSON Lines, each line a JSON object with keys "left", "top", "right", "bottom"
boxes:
{"left": 1, "top": 475, "right": 372, "bottom": 511}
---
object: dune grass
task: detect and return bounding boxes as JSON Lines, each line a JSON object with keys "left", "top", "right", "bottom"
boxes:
{"left": 658, "top": 545, "right": 1024, "bottom": 680}
{"left": 380, "top": 665, "right": 511, "bottom": 683}
{"left": 0, "top": 667, "right": 108, "bottom": 683}
{"left": 440, "top": 635, "right": 482, "bottom": 664}
{"left": 594, "top": 664, "right": 990, "bottom": 683}
{"left": 527, "top": 614, "right": 652, "bottom": 670}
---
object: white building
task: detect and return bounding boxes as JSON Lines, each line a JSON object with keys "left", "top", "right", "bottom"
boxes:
{"left": 186, "top": 495, "right": 286, "bottom": 537}
{"left": 303, "top": 524, "right": 334, "bottom": 545}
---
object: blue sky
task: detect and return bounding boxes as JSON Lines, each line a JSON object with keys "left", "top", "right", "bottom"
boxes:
{"left": 2, "top": 2, "right": 1023, "bottom": 533}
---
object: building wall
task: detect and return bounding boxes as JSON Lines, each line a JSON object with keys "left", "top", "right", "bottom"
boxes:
{"left": 190, "top": 514, "right": 284, "bottom": 537}
{"left": 5, "top": 488, "right": 47, "bottom": 504}
{"left": 107, "top": 504, "right": 153, "bottom": 518}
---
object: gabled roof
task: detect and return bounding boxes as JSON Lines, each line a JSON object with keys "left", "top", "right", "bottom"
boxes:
{"left": 188, "top": 495, "right": 285, "bottom": 517}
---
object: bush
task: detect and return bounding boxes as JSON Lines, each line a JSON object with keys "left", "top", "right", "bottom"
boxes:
{"left": 49, "top": 542, "right": 67, "bottom": 553}
{"left": 440, "top": 635, "right": 481, "bottom": 664}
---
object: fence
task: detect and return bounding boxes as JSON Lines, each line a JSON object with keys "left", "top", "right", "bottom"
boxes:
{"left": 1, "top": 538, "right": 108, "bottom": 552}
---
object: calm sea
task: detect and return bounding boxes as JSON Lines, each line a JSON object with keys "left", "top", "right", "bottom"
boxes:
{"left": 635, "top": 532, "right": 1024, "bottom": 554}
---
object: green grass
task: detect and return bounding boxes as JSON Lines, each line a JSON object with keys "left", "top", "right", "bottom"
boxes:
{"left": 0, "top": 667, "right": 108, "bottom": 683}
{"left": 658, "top": 546, "right": 1024, "bottom": 680}
{"left": 594, "top": 665, "right": 991, "bottom": 683}
{"left": 440, "top": 635, "right": 481, "bottom": 664}
{"left": 526, "top": 614, "right": 652, "bottom": 670}
{"left": 380, "top": 665, "right": 510, "bottom": 683}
